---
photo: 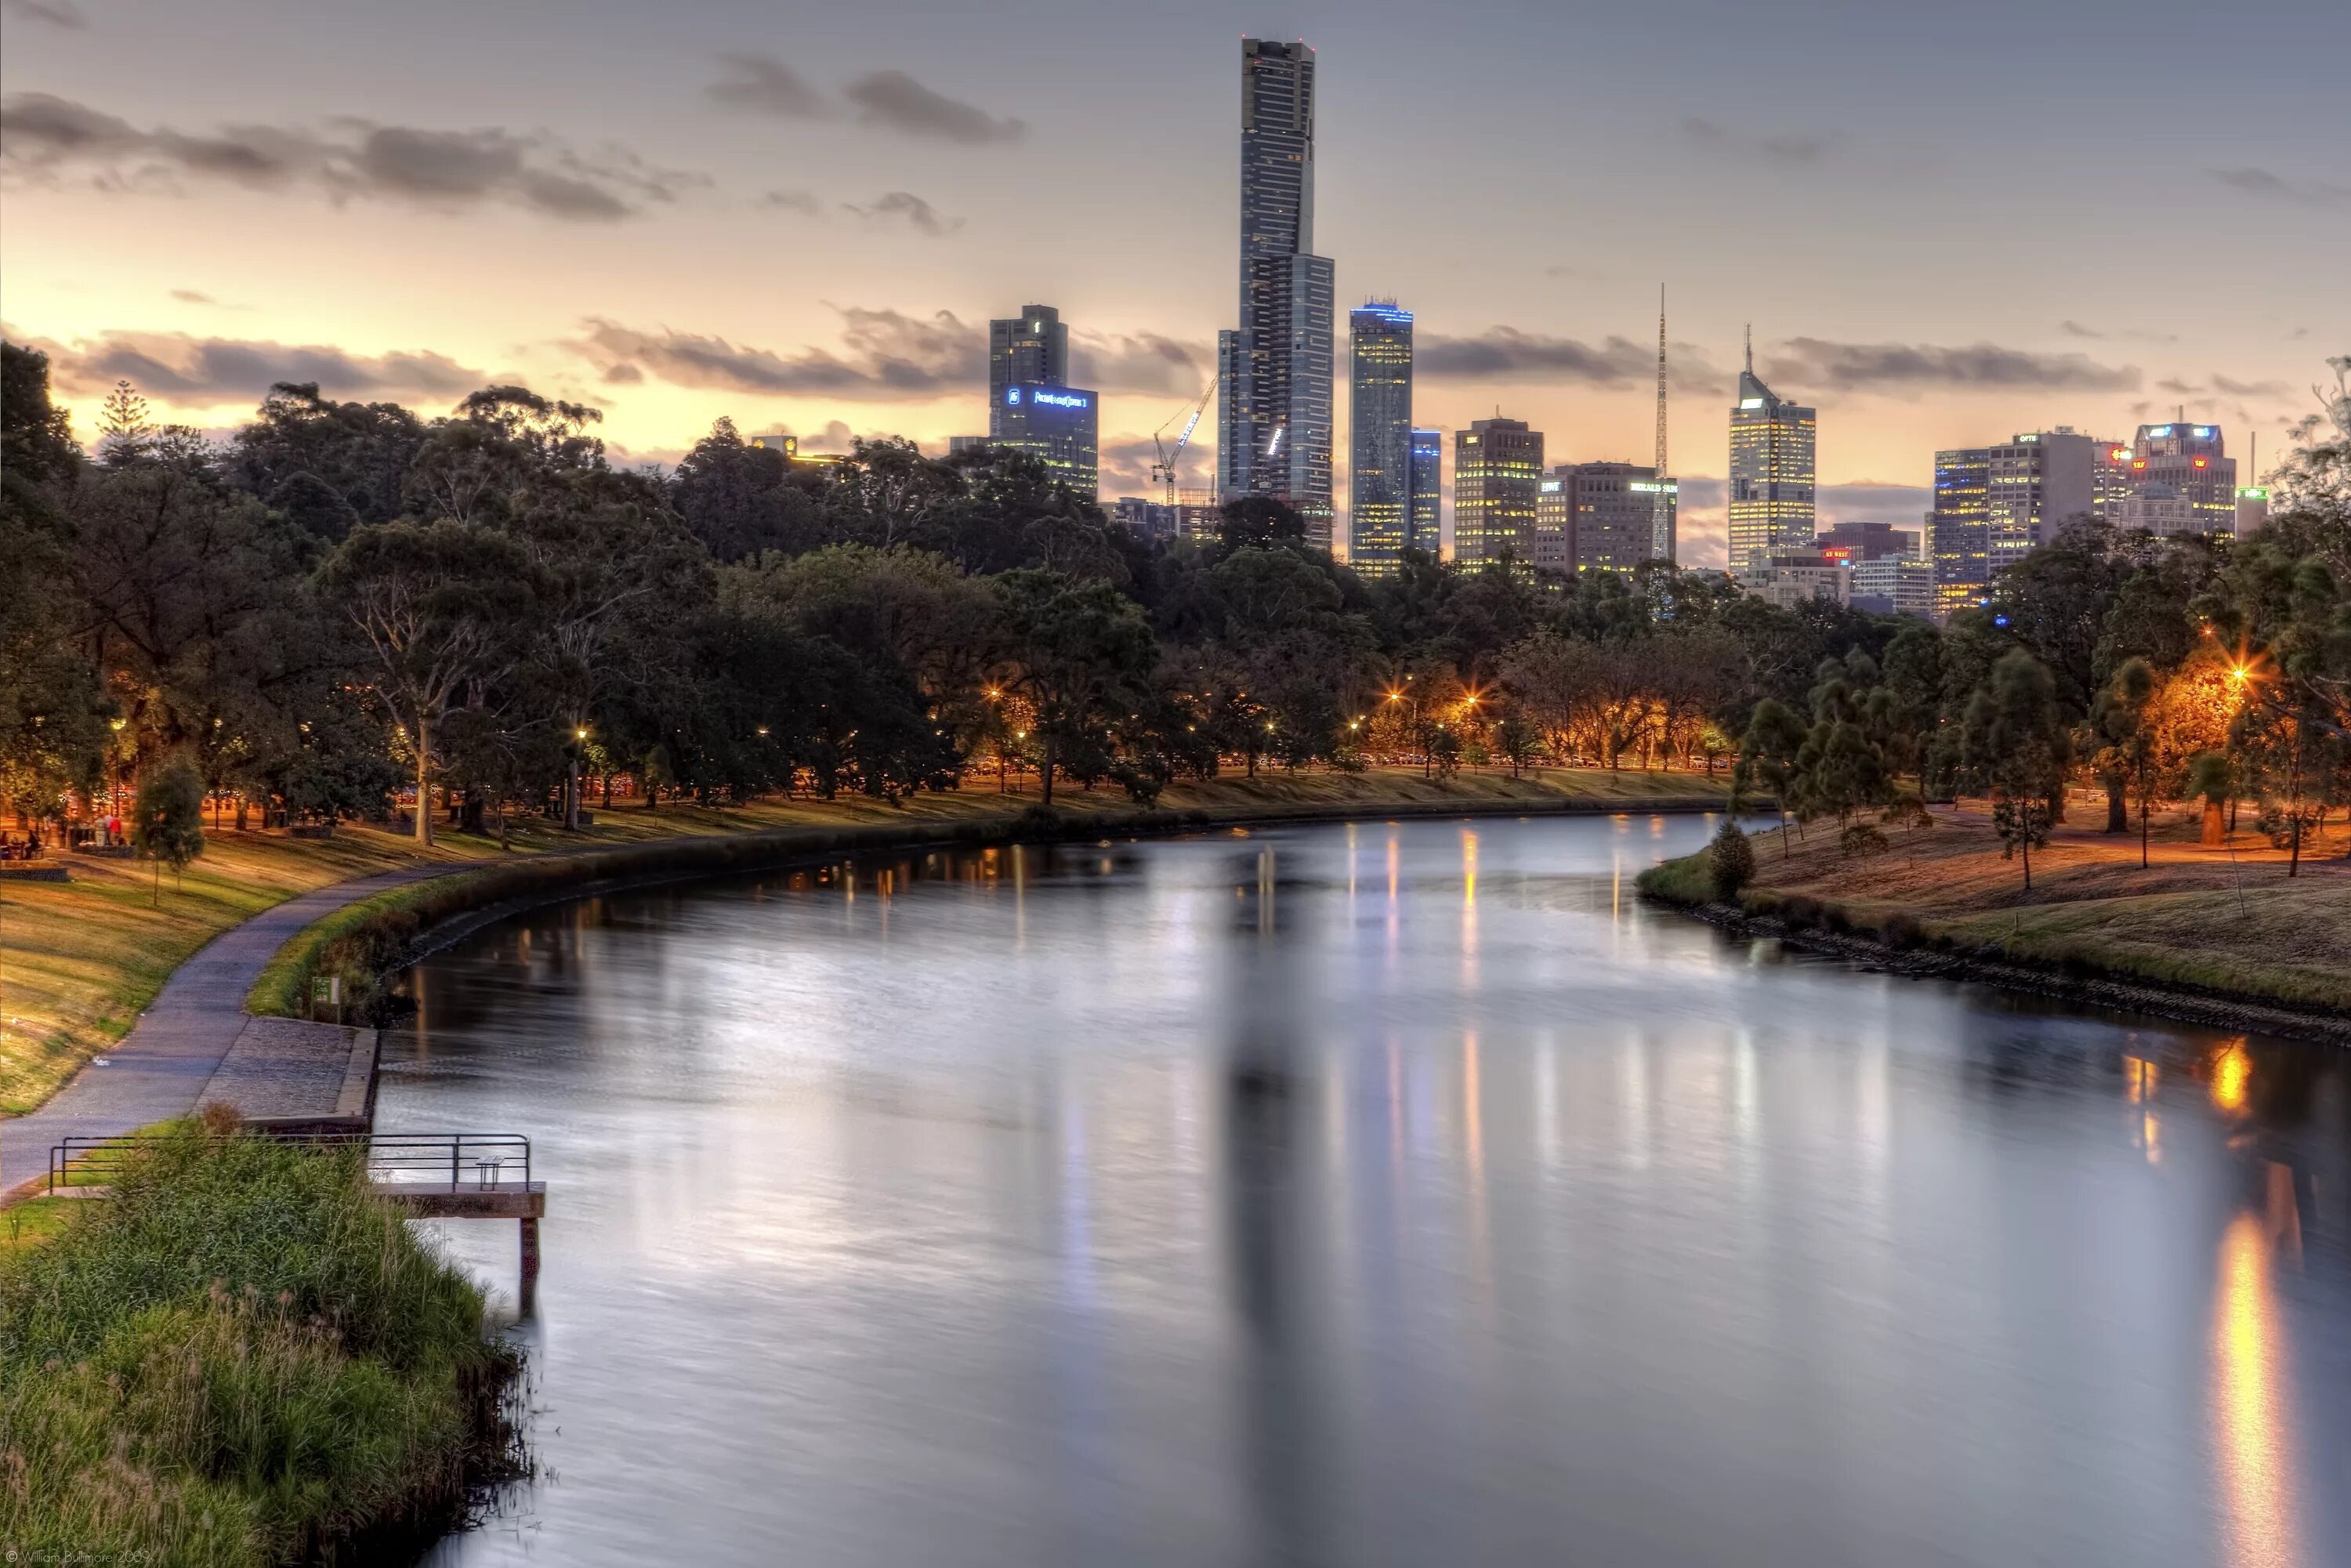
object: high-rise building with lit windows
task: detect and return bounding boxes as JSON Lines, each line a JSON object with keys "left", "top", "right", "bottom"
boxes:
{"left": 1929, "top": 428, "right": 2115, "bottom": 617}
{"left": 1929, "top": 446, "right": 1991, "bottom": 620}
{"left": 1535, "top": 462, "right": 1678, "bottom": 575}
{"left": 1217, "top": 38, "right": 1335, "bottom": 548}
{"left": 1348, "top": 301, "right": 1415, "bottom": 577}
{"left": 1453, "top": 418, "right": 1543, "bottom": 567}
{"left": 988, "top": 307, "right": 1069, "bottom": 422}
{"left": 1407, "top": 429, "right": 1442, "bottom": 559}
{"left": 1726, "top": 337, "right": 1816, "bottom": 574}
{"left": 2118, "top": 421, "right": 2236, "bottom": 534}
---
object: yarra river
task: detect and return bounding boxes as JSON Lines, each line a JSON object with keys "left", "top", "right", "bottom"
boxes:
{"left": 389, "top": 813, "right": 2349, "bottom": 1567}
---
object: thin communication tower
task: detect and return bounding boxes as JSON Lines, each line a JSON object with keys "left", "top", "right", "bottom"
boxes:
{"left": 1650, "top": 285, "right": 1670, "bottom": 560}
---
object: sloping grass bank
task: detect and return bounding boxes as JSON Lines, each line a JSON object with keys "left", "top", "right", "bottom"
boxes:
{"left": 1638, "top": 842, "right": 2351, "bottom": 1020}
{"left": 0, "top": 1118, "right": 517, "bottom": 1564}
{"left": 253, "top": 779, "right": 1740, "bottom": 1024}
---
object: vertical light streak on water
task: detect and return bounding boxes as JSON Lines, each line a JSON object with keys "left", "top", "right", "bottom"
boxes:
{"left": 2211, "top": 1207, "right": 2302, "bottom": 1568}
{"left": 1385, "top": 832, "right": 1400, "bottom": 955}
{"left": 1459, "top": 828, "right": 1480, "bottom": 992}
{"left": 2126, "top": 1056, "right": 2162, "bottom": 1165}
{"left": 1620, "top": 1027, "right": 1654, "bottom": 1174}
{"left": 1463, "top": 1030, "right": 1492, "bottom": 1319}
{"left": 1536, "top": 1030, "right": 1560, "bottom": 1175}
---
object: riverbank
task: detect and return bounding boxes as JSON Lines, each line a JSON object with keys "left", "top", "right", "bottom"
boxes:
{"left": 4, "top": 766, "right": 1730, "bottom": 1117}
{"left": 1639, "top": 804, "right": 2351, "bottom": 1043}
{"left": 251, "top": 768, "right": 1741, "bottom": 1034}
{"left": 0, "top": 1117, "right": 520, "bottom": 1565}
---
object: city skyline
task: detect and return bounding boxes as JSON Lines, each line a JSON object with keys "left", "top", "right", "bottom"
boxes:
{"left": 3, "top": 0, "right": 2345, "bottom": 567}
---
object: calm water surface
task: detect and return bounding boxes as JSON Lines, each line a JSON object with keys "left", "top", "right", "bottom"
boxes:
{"left": 392, "top": 814, "right": 2351, "bottom": 1567}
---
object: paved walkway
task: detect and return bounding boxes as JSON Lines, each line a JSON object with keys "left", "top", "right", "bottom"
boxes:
{"left": 1, "top": 863, "right": 458, "bottom": 1199}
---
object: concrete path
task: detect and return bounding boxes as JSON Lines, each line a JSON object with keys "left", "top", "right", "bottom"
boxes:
{"left": 1, "top": 862, "right": 459, "bottom": 1199}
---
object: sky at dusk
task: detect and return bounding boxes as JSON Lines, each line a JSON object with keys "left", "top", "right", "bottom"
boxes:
{"left": 3, "top": 0, "right": 2346, "bottom": 565}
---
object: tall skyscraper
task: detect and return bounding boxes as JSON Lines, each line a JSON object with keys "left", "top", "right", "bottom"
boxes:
{"left": 1536, "top": 462, "right": 1679, "bottom": 576}
{"left": 1218, "top": 38, "right": 1336, "bottom": 548}
{"left": 988, "top": 307, "right": 1069, "bottom": 425}
{"left": 1726, "top": 332, "right": 1817, "bottom": 574}
{"left": 1453, "top": 418, "right": 1544, "bottom": 567}
{"left": 1408, "top": 429, "right": 1442, "bottom": 559}
{"left": 980, "top": 302, "right": 1096, "bottom": 498}
{"left": 1348, "top": 300, "right": 1414, "bottom": 577}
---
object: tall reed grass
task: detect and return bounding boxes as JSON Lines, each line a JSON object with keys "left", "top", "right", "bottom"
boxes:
{"left": 0, "top": 1115, "right": 520, "bottom": 1564}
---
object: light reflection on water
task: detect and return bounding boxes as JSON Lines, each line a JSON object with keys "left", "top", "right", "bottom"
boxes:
{"left": 389, "top": 815, "right": 2351, "bottom": 1568}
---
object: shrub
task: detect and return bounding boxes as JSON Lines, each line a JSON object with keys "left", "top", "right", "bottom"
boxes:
{"left": 1708, "top": 820, "right": 1757, "bottom": 901}
{"left": 1777, "top": 894, "right": 1822, "bottom": 929}
{"left": 1839, "top": 823, "right": 1890, "bottom": 857}
{"left": 1879, "top": 912, "right": 1925, "bottom": 951}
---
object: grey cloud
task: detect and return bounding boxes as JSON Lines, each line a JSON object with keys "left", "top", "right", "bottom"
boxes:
{"left": 1095, "top": 436, "right": 1168, "bottom": 497}
{"left": 759, "top": 187, "right": 823, "bottom": 215}
{"left": 799, "top": 420, "right": 857, "bottom": 454}
{"left": 2208, "top": 166, "right": 2351, "bottom": 205}
{"left": 169, "top": 288, "right": 218, "bottom": 305}
{"left": 1420, "top": 329, "right": 1726, "bottom": 392}
{"left": 573, "top": 308, "right": 984, "bottom": 400}
{"left": 706, "top": 53, "right": 827, "bottom": 118}
{"left": 0, "top": 92, "right": 701, "bottom": 220}
{"left": 1764, "top": 336, "right": 2141, "bottom": 393}
{"left": 1071, "top": 331, "right": 1212, "bottom": 397}
{"left": 842, "top": 190, "right": 961, "bottom": 236}
{"left": 2156, "top": 377, "right": 2202, "bottom": 395}
{"left": 1680, "top": 116, "right": 1844, "bottom": 165}
{"left": 845, "top": 71, "right": 1023, "bottom": 145}
{"left": 1818, "top": 481, "right": 1933, "bottom": 523}
{"left": 2059, "top": 319, "right": 2178, "bottom": 345}
{"left": 2, "top": 0, "right": 86, "bottom": 27}
{"left": 2212, "top": 374, "right": 2289, "bottom": 398}
{"left": 35, "top": 329, "right": 485, "bottom": 403}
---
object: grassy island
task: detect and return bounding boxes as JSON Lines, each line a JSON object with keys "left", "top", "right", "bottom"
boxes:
{"left": 0, "top": 1117, "right": 517, "bottom": 1565}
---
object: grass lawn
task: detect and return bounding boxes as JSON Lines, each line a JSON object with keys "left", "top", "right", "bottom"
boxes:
{"left": 0, "top": 1194, "right": 81, "bottom": 1254}
{"left": 3, "top": 765, "right": 1729, "bottom": 1115}
{"left": 1656, "top": 799, "right": 2351, "bottom": 1014}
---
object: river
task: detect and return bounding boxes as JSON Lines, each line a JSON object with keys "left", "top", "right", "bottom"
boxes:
{"left": 388, "top": 812, "right": 2350, "bottom": 1567}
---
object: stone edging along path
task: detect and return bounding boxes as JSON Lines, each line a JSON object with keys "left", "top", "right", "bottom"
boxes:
{"left": 0, "top": 862, "right": 465, "bottom": 1201}
{"left": 1, "top": 791, "right": 1737, "bottom": 1203}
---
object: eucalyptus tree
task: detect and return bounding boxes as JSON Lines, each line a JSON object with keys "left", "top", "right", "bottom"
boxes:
{"left": 1960, "top": 650, "right": 2073, "bottom": 890}
{"left": 321, "top": 520, "right": 531, "bottom": 844}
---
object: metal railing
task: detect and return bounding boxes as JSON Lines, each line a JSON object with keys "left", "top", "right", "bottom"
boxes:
{"left": 47, "top": 1131, "right": 532, "bottom": 1197}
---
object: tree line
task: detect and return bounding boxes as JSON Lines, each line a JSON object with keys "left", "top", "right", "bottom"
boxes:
{"left": 4, "top": 340, "right": 2346, "bottom": 868}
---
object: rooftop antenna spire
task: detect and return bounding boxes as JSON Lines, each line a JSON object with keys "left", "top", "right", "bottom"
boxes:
{"left": 1652, "top": 284, "right": 1671, "bottom": 560}
{"left": 1744, "top": 323, "right": 1752, "bottom": 374}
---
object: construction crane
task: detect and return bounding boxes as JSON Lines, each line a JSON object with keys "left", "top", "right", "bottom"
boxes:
{"left": 1150, "top": 371, "right": 1219, "bottom": 510}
